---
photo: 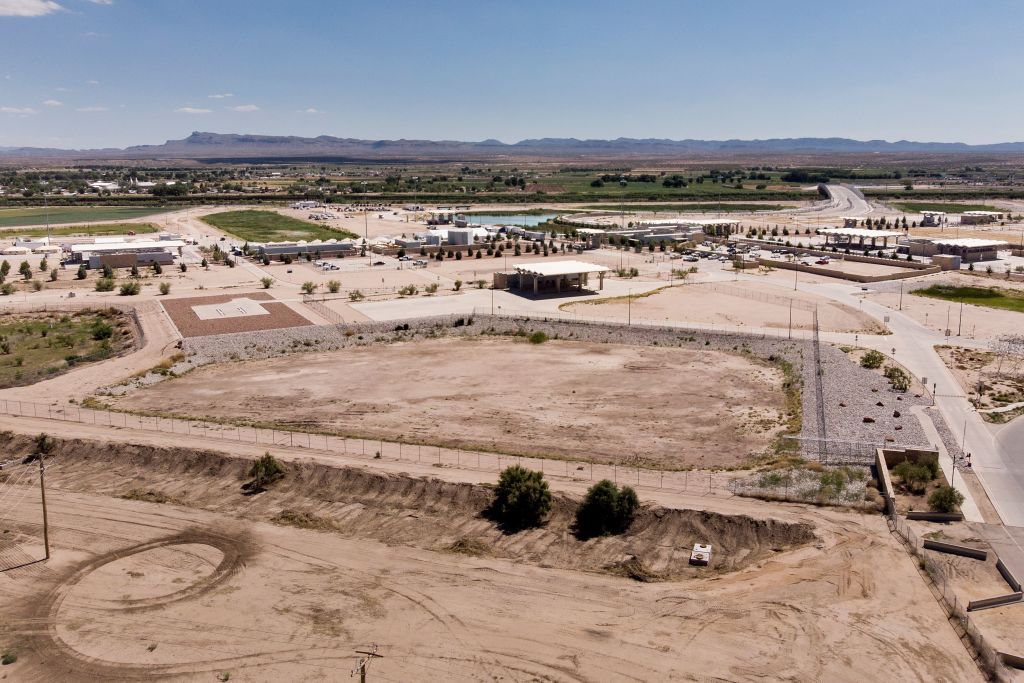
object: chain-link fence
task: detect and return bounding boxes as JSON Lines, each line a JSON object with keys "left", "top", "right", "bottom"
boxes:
{"left": 888, "top": 512, "right": 1005, "bottom": 678}
{"left": 0, "top": 398, "right": 742, "bottom": 499}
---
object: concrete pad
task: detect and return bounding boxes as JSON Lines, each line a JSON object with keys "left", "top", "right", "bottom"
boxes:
{"left": 192, "top": 297, "right": 271, "bottom": 320}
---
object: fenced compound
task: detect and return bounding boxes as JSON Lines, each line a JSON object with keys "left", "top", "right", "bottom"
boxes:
{"left": 0, "top": 398, "right": 743, "bottom": 499}
{"left": 0, "top": 300, "right": 147, "bottom": 346}
{"left": 888, "top": 512, "right": 1006, "bottom": 678}
{"left": 301, "top": 296, "right": 345, "bottom": 325}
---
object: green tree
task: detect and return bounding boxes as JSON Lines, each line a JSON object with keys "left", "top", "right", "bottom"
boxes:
{"left": 49, "top": 268, "right": 58, "bottom": 282}
{"left": 928, "top": 485, "right": 965, "bottom": 513}
{"left": 102, "top": 264, "right": 114, "bottom": 278}
{"left": 76, "top": 264, "right": 87, "bottom": 280}
{"left": 893, "top": 460, "right": 933, "bottom": 494}
{"left": 453, "top": 279, "right": 463, "bottom": 291}
{"left": 39, "top": 257, "right": 48, "bottom": 272}
{"left": 0, "top": 260, "right": 9, "bottom": 279}
{"left": 19, "top": 261, "right": 32, "bottom": 280}
{"left": 575, "top": 480, "right": 640, "bottom": 539}
{"left": 490, "top": 465, "right": 552, "bottom": 531}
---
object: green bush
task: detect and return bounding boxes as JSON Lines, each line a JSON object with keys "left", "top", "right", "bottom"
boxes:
{"left": 260, "top": 277, "right": 273, "bottom": 289}
{"left": 575, "top": 480, "right": 640, "bottom": 539}
{"left": 490, "top": 465, "right": 551, "bottom": 531}
{"left": 158, "top": 282, "right": 171, "bottom": 295}
{"left": 119, "top": 281, "right": 141, "bottom": 296}
{"left": 860, "top": 350, "right": 885, "bottom": 369}
{"left": 91, "top": 320, "right": 114, "bottom": 340}
{"left": 928, "top": 485, "right": 965, "bottom": 513}
{"left": 247, "top": 452, "right": 285, "bottom": 492}
{"left": 327, "top": 280, "right": 340, "bottom": 293}
{"left": 300, "top": 281, "right": 317, "bottom": 295}
{"left": 893, "top": 460, "right": 934, "bottom": 494}
{"left": 95, "top": 277, "right": 115, "bottom": 292}
{"left": 528, "top": 331, "right": 548, "bottom": 344}
{"left": 884, "top": 365, "right": 910, "bottom": 392}
{"left": 76, "top": 264, "right": 87, "bottom": 280}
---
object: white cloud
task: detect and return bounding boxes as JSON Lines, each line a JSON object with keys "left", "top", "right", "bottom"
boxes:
{"left": 0, "top": 0, "right": 64, "bottom": 17}
{"left": 0, "top": 106, "right": 36, "bottom": 114}
{"left": 85, "top": 79, "right": 99, "bottom": 85}
{"left": 42, "top": 99, "right": 62, "bottom": 107}
{"left": 208, "top": 93, "right": 233, "bottom": 99}
{"left": 229, "top": 104, "right": 259, "bottom": 112}
{"left": 76, "top": 105, "right": 108, "bottom": 112}
{"left": 87, "top": 0, "right": 113, "bottom": 4}
{"left": 299, "top": 107, "right": 320, "bottom": 113}
{"left": 175, "top": 107, "right": 212, "bottom": 114}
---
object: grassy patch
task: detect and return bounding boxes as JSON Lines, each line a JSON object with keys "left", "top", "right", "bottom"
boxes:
{"left": 201, "top": 210, "right": 358, "bottom": 242}
{"left": 0, "top": 206, "right": 170, "bottom": 228}
{"left": 579, "top": 203, "right": 787, "bottom": 212}
{"left": 1, "top": 222, "right": 160, "bottom": 238}
{"left": 913, "top": 285, "right": 1024, "bottom": 314}
{"left": 891, "top": 202, "right": 1002, "bottom": 214}
{"left": 0, "top": 309, "right": 134, "bottom": 388}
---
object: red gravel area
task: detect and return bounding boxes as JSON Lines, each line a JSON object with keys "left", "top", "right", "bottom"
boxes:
{"left": 162, "top": 292, "right": 313, "bottom": 338}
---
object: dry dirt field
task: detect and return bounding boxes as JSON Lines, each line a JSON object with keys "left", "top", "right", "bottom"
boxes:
{"left": 0, "top": 434, "right": 985, "bottom": 682}
{"left": 108, "top": 337, "right": 791, "bottom": 468}
{"left": 162, "top": 292, "right": 313, "bottom": 338}
{"left": 565, "top": 281, "right": 884, "bottom": 333}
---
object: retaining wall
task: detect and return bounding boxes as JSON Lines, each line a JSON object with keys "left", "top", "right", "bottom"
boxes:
{"left": 759, "top": 258, "right": 940, "bottom": 284}
{"left": 967, "top": 592, "right": 1023, "bottom": 612}
{"left": 923, "top": 539, "right": 987, "bottom": 560}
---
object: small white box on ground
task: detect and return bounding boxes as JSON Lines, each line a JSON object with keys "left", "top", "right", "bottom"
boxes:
{"left": 690, "top": 543, "right": 712, "bottom": 566}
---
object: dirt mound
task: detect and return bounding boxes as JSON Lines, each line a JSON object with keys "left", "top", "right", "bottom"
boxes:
{"left": 2, "top": 434, "right": 815, "bottom": 578}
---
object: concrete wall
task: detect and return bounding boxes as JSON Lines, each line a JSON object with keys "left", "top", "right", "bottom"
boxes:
{"left": 759, "top": 258, "right": 940, "bottom": 284}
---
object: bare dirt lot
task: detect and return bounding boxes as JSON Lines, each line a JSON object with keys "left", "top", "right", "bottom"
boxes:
{"left": 108, "top": 337, "right": 791, "bottom": 468}
{"left": 0, "top": 434, "right": 984, "bottom": 682}
{"left": 161, "top": 291, "right": 313, "bottom": 338}
{"left": 565, "top": 281, "right": 885, "bottom": 333}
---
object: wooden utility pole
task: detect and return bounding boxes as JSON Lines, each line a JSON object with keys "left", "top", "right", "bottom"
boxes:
{"left": 38, "top": 452, "right": 49, "bottom": 560}
{"left": 352, "top": 644, "right": 382, "bottom": 682}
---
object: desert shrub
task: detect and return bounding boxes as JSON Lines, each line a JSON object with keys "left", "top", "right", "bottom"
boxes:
{"left": 180, "top": 262, "right": 188, "bottom": 272}
{"left": 327, "top": 280, "right": 340, "bottom": 293}
{"left": 893, "top": 460, "right": 934, "bottom": 494}
{"left": 575, "top": 480, "right": 640, "bottom": 539}
{"left": 158, "top": 282, "right": 171, "bottom": 295}
{"left": 76, "top": 264, "right": 87, "bottom": 280}
{"left": 95, "top": 277, "right": 115, "bottom": 292}
{"left": 247, "top": 452, "right": 285, "bottom": 492}
{"left": 860, "top": 350, "right": 885, "bottom": 369}
{"left": 425, "top": 283, "right": 438, "bottom": 294}
{"left": 399, "top": 284, "right": 418, "bottom": 296}
{"left": 490, "top": 465, "right": 551, "bottom": 531}
{"left": 349, "top": 290, "right": 364, "bottom": 301}
{"left": 91, "top": 320, "right": 114, "bottom": 340}
{"left": 31, "top": 280, "right": 43, "bottom": 292}
{"left": 300, "top": 281, "right": 317, "bottom": 295}
{"left": 884, "top": 365, "right": 910, "bottom": 392}
{"left": 152, "top": 262, "right": 163, "bottom": 275}
{"left": 454, "top": 279, "right": 463, "bottom": 291}
{"left": 119, "top": 281, "right": 141, "bottom": 296}
{"left": 528, "top": 331, "right": 548, "bottom": 344}
{"left": 130, "top": 265, "right": 139, "bottom": 277}
{"left": 260, "top": 277, "right": 273, "bottom": 289}
{"left": 928, "top": 485, "right": 965, "bottom": 513}
{"left": 1, "top": 649, "right": 16, "bottom": 665}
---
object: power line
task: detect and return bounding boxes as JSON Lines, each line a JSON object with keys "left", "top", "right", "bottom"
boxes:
{"left": 352, "top": 643, "right": 383, "bottom": 682}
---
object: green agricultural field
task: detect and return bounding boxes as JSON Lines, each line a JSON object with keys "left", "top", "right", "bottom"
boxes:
{"left": 0, "top": 222, "right": 160, "bottom": 238}
{"left": 201, "top": 210, "right": 359, "bottom": 242}
{"left": 913, "top": 285, "right": 1024, "bottom": 314}
{"left": 0, "top": 308, "right": 135, "bottom": 388}
{"left": 890, "top": 202, "right": 1004, "bottom": 214}
{"left": 0, "top": 206, "right": 171, "bottom": 228}
{"left": 579, "top": 203, "right": 788, "bottom": 212}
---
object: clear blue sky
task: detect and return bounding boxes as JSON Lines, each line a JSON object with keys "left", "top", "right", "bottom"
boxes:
{"left": 1, "top": 0, "right": 1021, "bottom": 148}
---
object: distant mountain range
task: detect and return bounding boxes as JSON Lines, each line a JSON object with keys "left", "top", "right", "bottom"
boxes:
{"left": 4, "top": 132, "right": 1024, "bottom": 161}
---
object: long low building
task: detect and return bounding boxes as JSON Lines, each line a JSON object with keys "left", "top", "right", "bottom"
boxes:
{"left": 497, "top": 260, "right": 609, "bottom": 294}
{"left": 69, "top": 239, "right": 185, "bottom": 266}
{"left": 930, "top": 238, "right": 1008, "bottom": 262}
{"left": 818, "top": 227, "right": 903, "bottom": 250}
{"left": 256, "top": 240, "right": 357, "bottom": 260}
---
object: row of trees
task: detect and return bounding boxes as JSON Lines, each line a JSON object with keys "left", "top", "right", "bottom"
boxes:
{"left": 491, "top": 465, "right": 639, "bottom": 539}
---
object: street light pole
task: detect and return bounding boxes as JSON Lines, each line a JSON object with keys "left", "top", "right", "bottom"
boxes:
{"left": 958, "top": 300, "right": 964, "bottom": 336}
{"left": 628, "top": 289, "right": 632, "bottom": 326}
